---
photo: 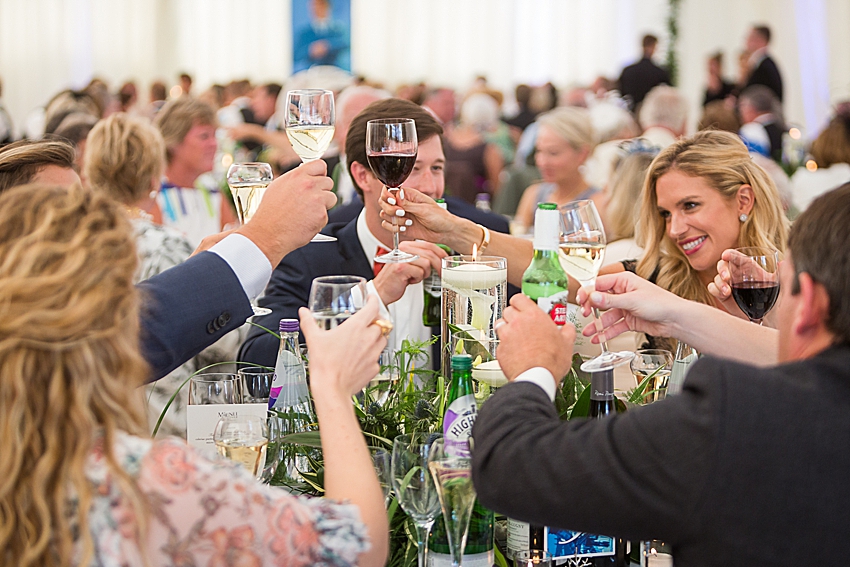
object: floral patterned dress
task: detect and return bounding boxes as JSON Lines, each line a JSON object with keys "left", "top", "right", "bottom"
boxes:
{"left": 79, "top": 432, "right": 368, "bottom": 566}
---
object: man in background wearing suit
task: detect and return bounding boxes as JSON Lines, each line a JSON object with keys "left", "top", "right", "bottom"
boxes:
{"left": 742, "top": 24, "right": 783, "bottom": 103}
{"left": 472, "top": 183, "right": 850, "bottom": 565}
{"left": 617, "top": 34, "right": 670, "bottom": 112}
{"left": 0, "top": 138, "right": 335, "bottom": 380}
{"left": 240, "top": 99, "right": 454, "bottom": 369}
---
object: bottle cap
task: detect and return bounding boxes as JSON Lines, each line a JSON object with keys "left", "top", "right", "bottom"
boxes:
{"left": 279, "top": 318, "right": 300, "bottom": 333}
{"left": 436, "top": 198, "right": 448, "bottom": 210}
{"left": 533, "top": 203, "right": 560, "bottom": 251}
{"left": 475, "top": 193, "right": 490, "bottom": 202}
{"left": 451, "top": 353, "right": 473, "bottom": 371}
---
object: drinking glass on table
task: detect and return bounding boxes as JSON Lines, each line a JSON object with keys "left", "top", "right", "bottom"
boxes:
{"left": 284, "top": 88, "right": 337, "bottom": 242}
{"left": 559, "top": 199, "right": 634, "bottom": 372}
{"left": 367, "top": 118, "right": 419, "bottom": 263}
{"left": 308, "top": 275, "right": 368, "bottom": 329}
{"left": 728, "top": 247, "right": 780, "bottom": 325}
{"left": 630, "top": 349, "right": 674, "bottom": 404}
{"left": 428, "top": 437, "right": 477, "bottom": 567}
{"left": 238, "top": 366, "right": 275, "bottom": 404}
{"left": 392, "top": 433, "right": 441, "bottom": 567}
{"left": 188, "top": 373, "right": 242, "bottom": 405}
{"left": 214, "top": 415, "right": 269, "bottom": 479}
{"left": 370, "top": 447, "right": 393, "bottom": 507}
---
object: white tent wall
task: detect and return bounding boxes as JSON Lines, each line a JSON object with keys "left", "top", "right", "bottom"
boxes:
{"left": 1, "top": 0, "right": 848, "bottom": 141}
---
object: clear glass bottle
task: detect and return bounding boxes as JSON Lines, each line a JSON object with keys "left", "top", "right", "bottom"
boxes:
{"left": 475, "top": 192, "right": 492, "bottom": 211}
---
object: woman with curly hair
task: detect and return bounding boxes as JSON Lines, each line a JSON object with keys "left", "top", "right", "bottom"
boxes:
{"left": 0, "top": 184, "right": 388, "bottom": 567}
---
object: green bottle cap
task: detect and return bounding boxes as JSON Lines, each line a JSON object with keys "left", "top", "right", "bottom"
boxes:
{"left": 538, "top": 202, "right": 558, "bottom": 210}
{"left": 435, "top": 198, "right": 446, "bottom": 203}
{"left": 451, "top": 354, "right": 473, "bottom": 370}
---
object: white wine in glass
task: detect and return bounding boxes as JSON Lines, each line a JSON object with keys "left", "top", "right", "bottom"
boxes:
{"left": 227, "top": 162, "right": 273, "bottom": 225}
{"left": 214, "top": 415, "right": 269, "bottom": 479}
{"left": 284, "top": 88, "right": 337, "bottom": 242}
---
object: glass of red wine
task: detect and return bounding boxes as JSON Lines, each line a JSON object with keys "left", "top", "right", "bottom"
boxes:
{"left": 729, "top": 247, "right": 780, "bottom": 325}
{"left": 366, "top": 118, "right": 418, "bottom": 263}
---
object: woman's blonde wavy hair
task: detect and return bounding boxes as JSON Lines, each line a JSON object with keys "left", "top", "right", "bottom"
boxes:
{"left": 0, "top": 184, "right": 149, "bottom": 566}
{"left": 636, "top": 130, "right": 789, "bottom": 305}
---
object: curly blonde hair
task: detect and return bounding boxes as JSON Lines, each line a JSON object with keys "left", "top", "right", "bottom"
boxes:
{"left": 636, "top": 130, "right": 789, "bottom": 305}
{"left": 0, "top": 184, "right": 150, "bottom": 566}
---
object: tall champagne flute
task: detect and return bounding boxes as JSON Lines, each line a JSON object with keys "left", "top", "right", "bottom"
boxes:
{"left": 284, "top": 89, "right": 337, "bottom": 242}
{"left": 392, "top": 433, "right": 442, "bottom": 567}
{"left": 729, "top": 247, "right": 780, "bottom": 325}
{"left": 367, "top": 118, "right": 418, "bottom": 263}
{"left": 227, "top": 162, "right": 274, "bottom": 316}
{"left": 558, "top": 200, "right": 634, "bottom": 372}
{"left": 428, "top": 438, "right": 477, "bottom": 567}
{"left": 307, "top": 275, "right": 368, "bottom": 330}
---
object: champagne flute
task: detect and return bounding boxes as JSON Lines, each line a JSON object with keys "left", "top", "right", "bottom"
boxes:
{"left": 393, "top": 433, "right": 442, "bottom": 567}
{"left": 284, "top": 88, "right": 337, "bottom": 243}
{"left": 227, "top": 163, "right": 275, "bottom": 315}
{"left": 308, "top": 275, "right": 368, "bottom": 330}
{"left": 367, "top": 118, "right": 419, "bottom": 263}
{"left": 214, "top": 415, "right": 269, "bottom": 479}
{"left": 630, "top": 349, "right": 673, "bottom": 404}
{"left": 371, "top": 447, "right": 393, "bottom": 507}
{"left": 558, "top": 199, "right": 634, "bottom": 372}
{"left": 428, "top": 437, "right": 477, "bottom": 567}
{"left": 728, "top": 247, "right": 780, "bottom": 325}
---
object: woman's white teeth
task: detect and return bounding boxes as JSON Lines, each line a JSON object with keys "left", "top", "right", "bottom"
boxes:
{"left": 682, "top": 236, "right": 706, "bottom": 250}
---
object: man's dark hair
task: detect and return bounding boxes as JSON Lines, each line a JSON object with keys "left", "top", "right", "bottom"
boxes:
{"left": 0, "top": 138, "right": 76, "bottom": 195}
{"left": 263, "top": 83, "right": 283, "bottom": 100}
{"left": 515, "top": 84, "right": 532, "bottom": 108}
{"left": 150, "top": 82, "right": 167, "bottom": 102}
{"left": 53, "top": 113, "right": 99, "bottom": 146}
{"left": 642, "top": 34, "right": 658, "bottom": 50}
{"left": 753, "top": 25, "right": 771, "bottom": 43}
{"left": 788, "top": 182, "right": 850, "bottom": 344}
{"left": 344, "top": 98, "right": 443, "bottom": 199}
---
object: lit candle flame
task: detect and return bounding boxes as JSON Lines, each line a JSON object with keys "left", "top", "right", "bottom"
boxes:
{"left": 472, "top": 243, "right": 479, "bottom": 261}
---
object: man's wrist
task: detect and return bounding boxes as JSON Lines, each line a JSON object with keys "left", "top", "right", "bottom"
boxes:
{"left": 235, "top": 223, "right": 295, "bottom": 267}
{"left": 514, "top": 367, "right": 557, "bottom": 401}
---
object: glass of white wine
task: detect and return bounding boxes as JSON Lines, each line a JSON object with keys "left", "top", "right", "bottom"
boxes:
{"left": 558, "top": 199, "right": 634, "bottom": 372}
{"left": 284, "top": 88, "right": 337, "bottom": 243}
{"left": 226, "top": 162, "right": 273, "bottom": 225}
{"left": 630, "top": 349, "right": 673, "bottom": 404}
{"left": 213, "top": 414, "right": 269, "bottom": 480}
{"left": 307, "top": 275, "right": 368, "bottom": 330}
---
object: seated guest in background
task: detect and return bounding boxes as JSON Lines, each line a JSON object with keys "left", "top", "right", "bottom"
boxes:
{"left": 0, "top": 183, "right": 388, "bottom": 566}
{"left": 240, "top": 98, "right": 451, "bottom": 370}
{"left": 637, "top": 85, "right": 688, "bottom": 149}
{"left": 473, "top": 183, "right": 850, "bottom": 566}
{"left": 791, "top": 107, "right": 850, "bottom": 212}
{"left": 51, "top": 112, "right": 99, "bottom": 175}
{"left": 617, "top": 34, "right": 670, "bottom": 112}
{"left": 85, "top": 112, "right": 241, "bottom": 437}
{"left": 155, "top": 96, "right": 237, "bottom": 246}
{"left": 697, "top": 100, "right": 740, "bottom": 133}
{"left": 0, "top": 138, "right": 336, "bottom": 380}
{"left": 512, "top": 106, "right": 599, "bottom": 233}
{"left": 738, "top": 85, "right": 785, "bottom": 162}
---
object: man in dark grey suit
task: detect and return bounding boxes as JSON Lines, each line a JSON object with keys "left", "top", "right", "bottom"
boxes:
{"left": 742, "top": 25, "right": 783, "bottom": 103}
{"left": 618, "top": 34, "right": 670, "bottom": 112}
{"left": 0, "top": 138, "right": 335, "bottom": 380}
{"left": 473, "top": 183, "right": 850, "bottom": 566}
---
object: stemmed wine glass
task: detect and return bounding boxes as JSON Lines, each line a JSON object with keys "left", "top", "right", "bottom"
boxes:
{"left": 558, "top": 200, "right": 634, "bottom": 372}
{"left": 284, "top": 89, "right": 337, "bottom": 243}
{"left": 227, "top": 162, "right": 275, "bottom": 316}
{"left": 392, "top": 433, "right": 442, "bottom": 567}
{"left": 428, "top": 437, "right": 477, "bottom": 567}
{"left": 630, "top": 349, "right": 673, "bottom": 404}
{"left": 728, "top": 247, "right": 780, "bottom": 325}
{"left": 213, "top": 415, "right": 269, "bottom": 479}
{"left": 367, "top": 118, "right": 418, "bottom": 263}
{"left": 308, "top": 275, "right": 368, "bottom": 329}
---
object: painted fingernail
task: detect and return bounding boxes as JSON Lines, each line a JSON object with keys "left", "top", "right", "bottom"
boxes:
{"left": 399, "top": 189, "right": 405, "bottom": 199}
{"left": 723, "top": 285, "right": 729, "bottom": 294}
{"left": 400, "top": 226, "right": 407, "bottom": 232}
{"left": 590, "top": 292, "right": 603, "bottom": 305}
{"left": 405, "top": 219, "right": 413, "bottom": 226}
{"left": 387, "top": 197, "right": 396, "bottom": 205}
{"left": 395, "top": 209, "right": 405, "bottom": 217}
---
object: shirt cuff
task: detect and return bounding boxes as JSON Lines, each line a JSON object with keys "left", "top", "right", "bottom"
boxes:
{"left": 365, "top": 280, "right": 392, "bottom": 321}
{"left": 209, "top": 233, "right": 273, "bottom": 301}
{"left": 515, "top": 367, "right": 557, "bottom": 401}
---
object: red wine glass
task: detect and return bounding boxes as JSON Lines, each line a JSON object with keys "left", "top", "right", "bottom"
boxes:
{"left": 729, "top": 247, "right": 780, "bottom": 325}
{"left": 366, "top": 118, "right": 418, "bottom": 263}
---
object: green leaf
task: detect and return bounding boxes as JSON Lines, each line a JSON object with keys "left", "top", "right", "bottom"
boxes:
{"left": 570, "top": 382, "right": 592, "bottom": 419}
{"left": 494, "top": 546, "right": 510, "bottom": 567}
{"left": 279, "top": 431, "right": 323, "bottom": 447}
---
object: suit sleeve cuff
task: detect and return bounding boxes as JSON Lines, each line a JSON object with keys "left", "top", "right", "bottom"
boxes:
{"left": 515, "top": 367, "right": 557, "bottom": 401}
{"left": 208, "top": 234, "right": 273, "bottom": 301}
{"left": 365, "top": 280, "right": 392, "bottom": 321}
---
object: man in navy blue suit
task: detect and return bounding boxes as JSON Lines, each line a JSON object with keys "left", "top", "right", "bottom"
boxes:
{"left": 742, "top": 25, "right": 783, "bottom": 103}
{"left": 0, "top": 138, "right": 336, "bottom": 380}
{"left": 240, "top": 98, "right": 512, "bottom": 369}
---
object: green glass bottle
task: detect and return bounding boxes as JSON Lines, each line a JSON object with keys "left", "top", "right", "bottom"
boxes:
{"left": 521, "top": 203, "right": 569, "bottom": 325}
{"left": 423, "top": 199, "right": 450, "bottom": 327}
{"left": 429, "top": 354, "right": 495, "bottom": 566}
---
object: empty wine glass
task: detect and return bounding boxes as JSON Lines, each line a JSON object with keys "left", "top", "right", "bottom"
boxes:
{"left": 214, "top": 415, "right": 269, "bottom": 479}
{"left": 392, "top": 433, "right": 441, "bottom": 567}
{"left": 284, "top": 88, "right": 337, "bottom": 243}
{"left": 559, "top": 200, "right": 634, "bottom": 372}
{"left": 371, "top": 447, "right": 393, "bottom": 507}
{"left": 308, "top": 275, "right": 368, "bottom": 330}
{"left": 367, "top": 118, "right": 418, "bottom": 263}
{"left": 729, "top": 247, "right": 780, "bottom": 325}
{"left": 188, "top": 373, "right": 242, "bottom": 405}
{"left": 428, "top": 437, "right": 477, "bottom": 567}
